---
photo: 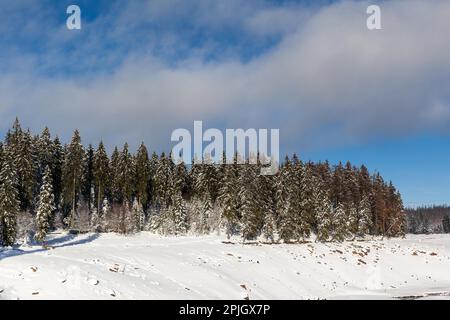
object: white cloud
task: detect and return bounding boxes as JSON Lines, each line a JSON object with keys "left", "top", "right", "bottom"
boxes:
{"left": 1, "top": 0, "right": 450, "bottom": 153}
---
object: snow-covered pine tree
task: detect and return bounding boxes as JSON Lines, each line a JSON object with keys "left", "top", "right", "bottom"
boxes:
{"left": 171, "top": 191, "right": 188, "bottom": 235}
{"left": 100, "top": 197, "right": 110, "bottom": 232}
{"left": 218, "top": 153, "right": 241, "bottom": 239}
{"left": 314, "top": 180, "right": 333, "bottom": 242}
{"left": 117, "top": 143, "right": 134, "bottom": 204}
{"left": 258, "top": 155, "right": 278, "bottom": 243}
{"left": 385, "top": 183, "right": 405, "bottom": 237}
{"left": 240, "top": 163, "right": 262, "bottom": 241}
{"left": 197, "top": 195, "right": 212, "bottom": 234}
{"left": 89, "top": 187, "right": 100, "bottom": 232}
{"left": 262, "top": 211, "right": 277, "bottom": 242}
{"left": 331, "top": 162, "right": 345, "bottom": 207}
{"left": 300, "top": 163, "right": 316, "bottom": 236}
{"left": 0, "top": 152, "right": 20, "bottom": 247}
{"left": 202, "top": 154, "right": 220, "bottom": 203}
{"left": 135, "top": 142, "right": 150, "bottom": 207}
{"left": 37, "top": 127, "right": 55, "bottom": 182}
{"left": 118, "top": 200, "right": 133, "bottom": 234}
{"left": 62, "top": 130, "right": 85, "bottom": 228}
{"left": 35, "top": 166, "right": 56, "bottom": 243}
{"left": 331, "top": 203, "right": 349, "bottom": 242}
{"left": 110, "top": 146, "right": 121, "bottom": 203}
{"left": 153, "top": 152, "right": 173, "bottom": 208}
{"left": 342, "top": 161, "right": 359, "bottom": 215}
{"left": 347, "top": 203, "right": 358, "bottom": 240}
{"left": 52, "top": 136, "right": 64, "bottom": 211}
{"left": 280, "top": 154, "right": 311, "bottom": 242}
{"left": 356, "top": 195, "right": 372, "bottom": 237}
{"left": 277, "top": 156, "right": 296, "bottom": 242}
{"left": 16, "top": 129, "right": 37, "bottom": 211}
{"left": 132, "top": 197, "right": 145, "bottom": 232}
{"left": 173, "top": 159, "right": 190, "bottom": 199}
{"left": 4, "top": 120, "right": 35, "bottom": 211}
{"left": 148, "top": 151, "right": 159, "bottom": 206}
{"left": 82, "top": 144, "right": 95, "bottom": 209}
{"left": 93, "top": 141, "right": 110, "bottom": 216}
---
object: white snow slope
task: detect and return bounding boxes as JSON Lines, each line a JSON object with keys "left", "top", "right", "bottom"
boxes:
{"left": 1, "top": 232, "right": 450, "bottom": 300}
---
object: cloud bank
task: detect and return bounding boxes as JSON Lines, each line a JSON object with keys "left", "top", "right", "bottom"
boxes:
{"left": 0, "top": 0, "right": 449, "bottom": 153}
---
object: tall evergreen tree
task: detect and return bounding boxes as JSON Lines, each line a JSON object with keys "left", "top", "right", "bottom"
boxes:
{"left": 132, "top": 197, "right": 145, "bottom": 232}
{"left": 153, "top": 152, "right": 173, "bottom": 208}
{"left": 171, "top": 191, "right": 188, "bottom": 235}
{"left": 93, "top": 141, "right": 110, "bottom": 215}
{"left": 110, "top": 146, "right": 121, "bottom": 202}
{"left": 277, "top": 156, "right": 296, "bottom": 242}
{"left": 52, "top": 136, "right": 64, "bottom": 210}
{"left": 0, "top": 152, "right": 20, "bottom": 246}
{"left": 331, "top": 203, "right": 349, "bottom": 242}
{"left": 37, "top": 127, "right": 54, "bottom": 181}
{"left": 218, "top": 153, "right": 241, "bottom": 238}
{"left": 135, "top": 142, "right": 151, "bottom": 207}
{"left": 15, "top": 129, "right": 37, "bottom": 210}
{"left": 356, "top": 195, "right": 372, "bottom": 236}
{"left": 82, "top": 144, "right": 95, "bottom": 208}
{"left": 62, "top": 130, "right": 85, "bottom": 228}
{"left": 35, "top": 166, "right": 55, "bottom": 243}
{"left": 117, "top": 143, "right": 134, "bottom": 203}
{"left": 315, "top": 194, "right": 333, "bottom": 242}
{"left": 260, "top": 167, "right": 278, "bottom": 243}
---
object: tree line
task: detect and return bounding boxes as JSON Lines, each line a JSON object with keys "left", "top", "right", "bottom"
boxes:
{"left": 405, "top": 205, "right": 450, "bottom": 234}
{"left": 0, "top": 119, "right": 405, "bottom": 246}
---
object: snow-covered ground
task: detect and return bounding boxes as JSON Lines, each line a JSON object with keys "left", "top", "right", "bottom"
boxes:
{"left": 1, "top": 232, "right": 450, "bottom": 300}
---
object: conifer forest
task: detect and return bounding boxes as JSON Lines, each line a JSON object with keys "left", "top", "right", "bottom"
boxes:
{"left": 0, "top": 119, "right": 404, "bottom": 247}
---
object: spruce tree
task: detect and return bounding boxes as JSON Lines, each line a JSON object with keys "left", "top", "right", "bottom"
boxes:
{"left": 260, "top": 172, "right": 278, "bottom": 243}
{"left": 110, "top": 147, "right": 121, "bottom": 202}
{"left": 197, "top": 195, "right": 212, "bottom": 234}
{"left": 354, "top": 195, "right": 371, "bottom": 237}
{"left": 101, "top": 197, "right": 110, "bottom": 232}
{"left": 15, "top": 129, "right": 37, "bottom": 210}
{"left": 132, "top": 197, "right": 145, "bottom": 232}
{"left": 218, "top": 153, "right": 241, "bottom": 238}
{"left": 240, "top": 164, "right": 262, "bottom": 241}
{"left": 173, "top": 159, "right": 189, "bottom": 198}
{"left": 37, "top": 127, "right": 54, "bottom": 182}
{"left": 93, "top": 141, "right": 110, "bottom": 215}
{"left": 82, "top": 144, "right": 95, "bottom": 208}
{"left": 348, "top": 203, "right": 359, "bottom": 238}
{"left": 35, "top": 166, "right": 55, "bottom": 243}
{"left": 153, "top": 152, "right": 173, "bottom": 208}
{"left": 280, "top": 155, "right": 311, "bottom": 242}
{"left": 89, "top": 186, "right": 100, "bottom": 231}
{"left": 135, "top": 142, "right": 150, "bottom": 207}
{"left": 277, "top": 156, "right": 296, "bottom": 242}
{"left": 148, "top": 151, "right": 159, "bottom": 206}
{"left": 117, "top": 143, "right": 134, "bottom": 203}
{"left": 314, "top": 182, "right": 333, "bottom": 242}
{"left": 52, "top": 136, "right": 64, "bottom": 210}
{"left": 62, "top": 130, "right": 85, "bottom": 228}
{"left": 171, "top": 191, "right": 188, "bottom": 235}
{"left": 331, "top": 203, "right": 349, "bottom": 242}
{"left": 0, "top": 153, "right": 20, "bottom": 246}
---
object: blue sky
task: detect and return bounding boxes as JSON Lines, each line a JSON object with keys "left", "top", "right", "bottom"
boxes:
{"left": 1, "top": 0, "right": 450, "bottom": 206}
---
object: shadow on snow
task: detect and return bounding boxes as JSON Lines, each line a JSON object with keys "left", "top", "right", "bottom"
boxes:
{"left": 0, "top": 233, "right": 100, "bottom": 261}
